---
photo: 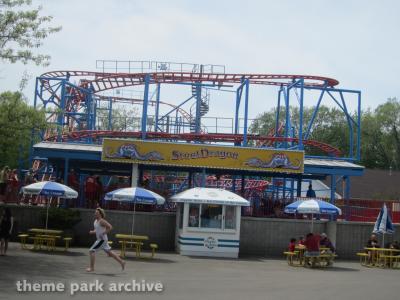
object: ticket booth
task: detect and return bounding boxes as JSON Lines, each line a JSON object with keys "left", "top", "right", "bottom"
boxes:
{"left": 170, "top": 187, "right": 250, "bottom": 258}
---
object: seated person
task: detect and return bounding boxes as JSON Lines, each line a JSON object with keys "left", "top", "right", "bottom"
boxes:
{"left": 366, "top": 234, "right": 380, "bottom": 264}
{"left": 320, "top": 233, "right": 335, "bottom": 253}
{"left": 391, "top": 241, "right": 400, "bottom": 256}
{"left": 298, "top": 236, "right": 306, "bottom": 246}
{"left": 304, "top": 233, "right": 320, "bottom": 266}
{"left": 366, "top": 234, "right": 380, "bottom": 248}
{"left": 288, "top": 238, "right": 296, "bottom": 252}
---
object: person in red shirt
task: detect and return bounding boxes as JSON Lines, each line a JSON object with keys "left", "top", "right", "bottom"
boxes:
{"left": 67, "top": 169, "right": 79, "bottom": 191}
{"left": 85, "top": 174, "right": 97, "bottom": 208}
{"left": 304, "top": 232, "right": 320, "bottom": 267}
{"left": 288, "top": 238, "right": 296, "bottom": 252}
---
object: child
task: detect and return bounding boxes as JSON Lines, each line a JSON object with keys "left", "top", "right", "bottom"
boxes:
{"left": 86, "top": 208, "right": 125, "bottom": 272}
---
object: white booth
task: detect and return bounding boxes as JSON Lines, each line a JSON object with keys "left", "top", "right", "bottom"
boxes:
{"left": 170, "top": 187, "right": 250, "bottom": 258}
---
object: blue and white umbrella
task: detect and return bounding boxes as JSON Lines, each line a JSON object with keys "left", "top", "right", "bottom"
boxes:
{"left": 373, "top": 203, "right": 394, "bottom": 247}
{"left": 284, "top": 198, "right": 342, "bottom": 231}
{"left": 21, "top": 181, "right": 78, "bottom": 229}
{"left": 104, "top": 187, "right": 165, "bottom": 234}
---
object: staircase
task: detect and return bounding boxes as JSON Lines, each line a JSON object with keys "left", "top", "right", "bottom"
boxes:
{"left": 190, "top": 84, "right": 209, "bottom": 133}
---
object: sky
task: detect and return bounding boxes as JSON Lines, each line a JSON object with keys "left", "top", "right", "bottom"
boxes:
{"left": 1, "top": 0, "right": 399, "bottom": 120}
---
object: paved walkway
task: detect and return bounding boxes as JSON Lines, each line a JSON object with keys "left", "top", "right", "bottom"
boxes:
{"left": 0, "top": 242, "right": 398, "bottom": 300}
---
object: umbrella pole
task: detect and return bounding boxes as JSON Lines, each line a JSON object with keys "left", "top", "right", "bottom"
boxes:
{"left": 131, "top": 202, "right": 136, "bottom": 235}
{"left": 382, "top": 233, "right": 385, "bottom": 248}
{"left": 311, "top": 213, "right": 314, "bottom": 233}
{"left": 45, "top": 197, "right": 51, "bottom": 230}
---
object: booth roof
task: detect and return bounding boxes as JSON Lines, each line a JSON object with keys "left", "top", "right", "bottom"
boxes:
{"left": 170, "top": 187, "right": 250, "bottom": 206}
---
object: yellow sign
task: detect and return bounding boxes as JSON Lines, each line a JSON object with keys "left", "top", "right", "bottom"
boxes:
{"left": 101, "top": 139, "right": 304, "bottom": 174}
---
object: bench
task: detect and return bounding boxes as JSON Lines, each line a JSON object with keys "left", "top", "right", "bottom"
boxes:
{"left": 379, "top": 254, "right": 400, "bottom": 268}
{"left": 63, "top": 237, "right": 72, "bottom": 251}
{"left": 18, "top": 234, "right": 29, "bottom": 249}
{"left": 29, "top": 236, "right": 56, "bottom": 251}
{"left": 118, "top": 240, "right": 144, "bottom": 258}
{"left": 356, "top": 252, "right": 369, "bottom": 266}
{"left": 304, "top": 253, "right": 337, "bottom": 267}
{"left": 150, "top": 243, "right": 158, "bottom": 258}
{"left": 283, "top": 251, "right": 298, "bottom": 265}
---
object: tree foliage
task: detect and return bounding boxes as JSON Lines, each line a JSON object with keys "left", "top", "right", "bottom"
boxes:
{"left": 96, "top": 105, "right": 140, "bottom": 131}
{"left": 250, "top": 98, "right": 400, "bottom": 170}
{"left": 0, "top": 0, "right": 61, "bottom": 66}
{"left": 0, "top": 91, "right": 47, "bottom": 168}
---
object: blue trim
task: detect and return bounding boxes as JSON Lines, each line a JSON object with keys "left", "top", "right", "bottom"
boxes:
{"left": 178, "top": 241, "right": 203, "bottom": 246}
{"left": 179, "top": 236, "right": 204, "bottom": 241}
{"left": 218, "top": 239, "right": 239, "bottom": 243}
{"left": 217, "top": 244, "right": 239, "bottom": 248}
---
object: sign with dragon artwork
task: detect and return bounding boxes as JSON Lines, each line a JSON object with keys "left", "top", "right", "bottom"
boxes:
{"left": 101, "top": 139, "right": 304, "bottom": 174}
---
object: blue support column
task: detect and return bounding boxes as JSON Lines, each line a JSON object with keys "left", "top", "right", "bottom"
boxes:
{"left": 298, "top": 79, "right": 304, "bottom": 150}
{"left": 304, "top": 89, "right": 325, "bottom": 139}
{"left": 234, "top": 78, "right": 245, "bottom": 135}
{"left": 284, "top": 87, "right": 290, "bottom": 148}
{"left": 108, "top": 97, "right": 113, "bottom": 130}
{"left": 57, "top": 80, "right": 66, "bottom": 142}
{"left": 63, "top": 158, "right": 69, "bottom": 185}
{"left": 195, "top": 83, "right": 202, "bottom": 133}
{"left": 155, "top": 83, "right": 161, "bottom": 132}
{"left": 330, "top": 175, "right": 336, "bottom": 204}
{"left": 29, "top": 78, "right": 40, "bottom": 166}
{"left": 339, "top": 92, "right": 354, "bottom": 158}
{"left": 141, "top": 74, "right": 151, "bottom": 139}
{"left": 344, "top": 176, "right": 350, "bottom": 221}
{"left": 243, "top": 79, "right": 250, "bottom": 146}
{"left": 275, "top": 87, "right": 282, "bottom": 137}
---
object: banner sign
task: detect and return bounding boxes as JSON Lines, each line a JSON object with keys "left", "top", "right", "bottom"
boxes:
{"left": 101, "top": 139, "right": 304, "bottom": 174}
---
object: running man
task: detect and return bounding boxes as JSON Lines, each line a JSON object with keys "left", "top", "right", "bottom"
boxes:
{"left": 86, "top": 208, "right": 125, "bottom": 272}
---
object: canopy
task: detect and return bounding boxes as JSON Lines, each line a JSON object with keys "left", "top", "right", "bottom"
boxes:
{"left": 104, "top": 187, "right": 165, "bottom": 205}
{"left": 21, "top": 181, "right": 78, "bottom": 199}
{"left": 104, "top": 187, "right": 165, "bottom": 235}
{"left": 170, "top": 187, "right": 250, "bottom": 206}
{"left": 284, "top": 198, "right": 342, "bottom": 215}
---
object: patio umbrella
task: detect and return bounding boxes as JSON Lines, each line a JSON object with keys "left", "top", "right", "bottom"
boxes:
{"left": 373, "top": 203, "right": 394, "bottom": 247}
{"left": 284, "top": 198, "right": 342, "bottom": 232}
{"left": 21, "top": 181, "right": 78, "bottom": 229}
{"left": 104, "top": 187, "right": 165, "bottom": 235}
{"left": 170, "top": 187, "right": 250, "bottom": 206}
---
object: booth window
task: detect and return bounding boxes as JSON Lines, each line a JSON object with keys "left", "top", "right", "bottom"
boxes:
{"left": 224, "top": 206, "right": 236, "bottom": 229}
{"left": 201, "top": 204, "right": 222, "bottom": 229}
{"left": 188, "top": 204, "right": 200, "bottom": 227}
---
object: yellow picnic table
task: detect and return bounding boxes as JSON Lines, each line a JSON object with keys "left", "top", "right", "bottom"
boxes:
{"left": 115, "top": 233, "right": 149, "bottom": 258}
{"left": 28, "top": 228, "right": 63, "bottom": 251}
{"left": 364, "top": 247, "right": 400, "bottom": 268}
{"left": 286, "top": 245, "right": 336, "bottom": 267}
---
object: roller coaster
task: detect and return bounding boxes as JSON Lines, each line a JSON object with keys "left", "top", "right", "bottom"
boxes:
{"left": 31, "top": 60, "right": 362, "bottom": 203}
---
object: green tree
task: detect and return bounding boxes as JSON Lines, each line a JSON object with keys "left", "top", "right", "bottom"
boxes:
{"left": 0, "top": 91, "right": 47, "bottom": 168}
{"left": 374, "top": 98, "right": 400, "bottom": 169}
{"left": 0, "top": 0, "right": 61, "bottom": 66}
{"left": 96, "top": 105, "right": 140, "bottom": 131}
{"left": 250, "top": 105, "right": 350, "bottom": 157}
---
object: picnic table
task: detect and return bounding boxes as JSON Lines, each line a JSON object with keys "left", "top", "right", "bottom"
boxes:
{"left": 115, "top": 233, "right": 149, "bottom": 258}
{"left": 284, "top": 245, "right": 337, "bottom": 267}
{"left": 362, "top": 247, "right": 400, "bottom": 268}
{"left": 27, "top": 228, "right": 64, "bottom": 251}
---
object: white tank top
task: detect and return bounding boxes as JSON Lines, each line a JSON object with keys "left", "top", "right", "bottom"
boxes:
{"left": 94, "top": 219, "right": 108, "bottom": 241}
